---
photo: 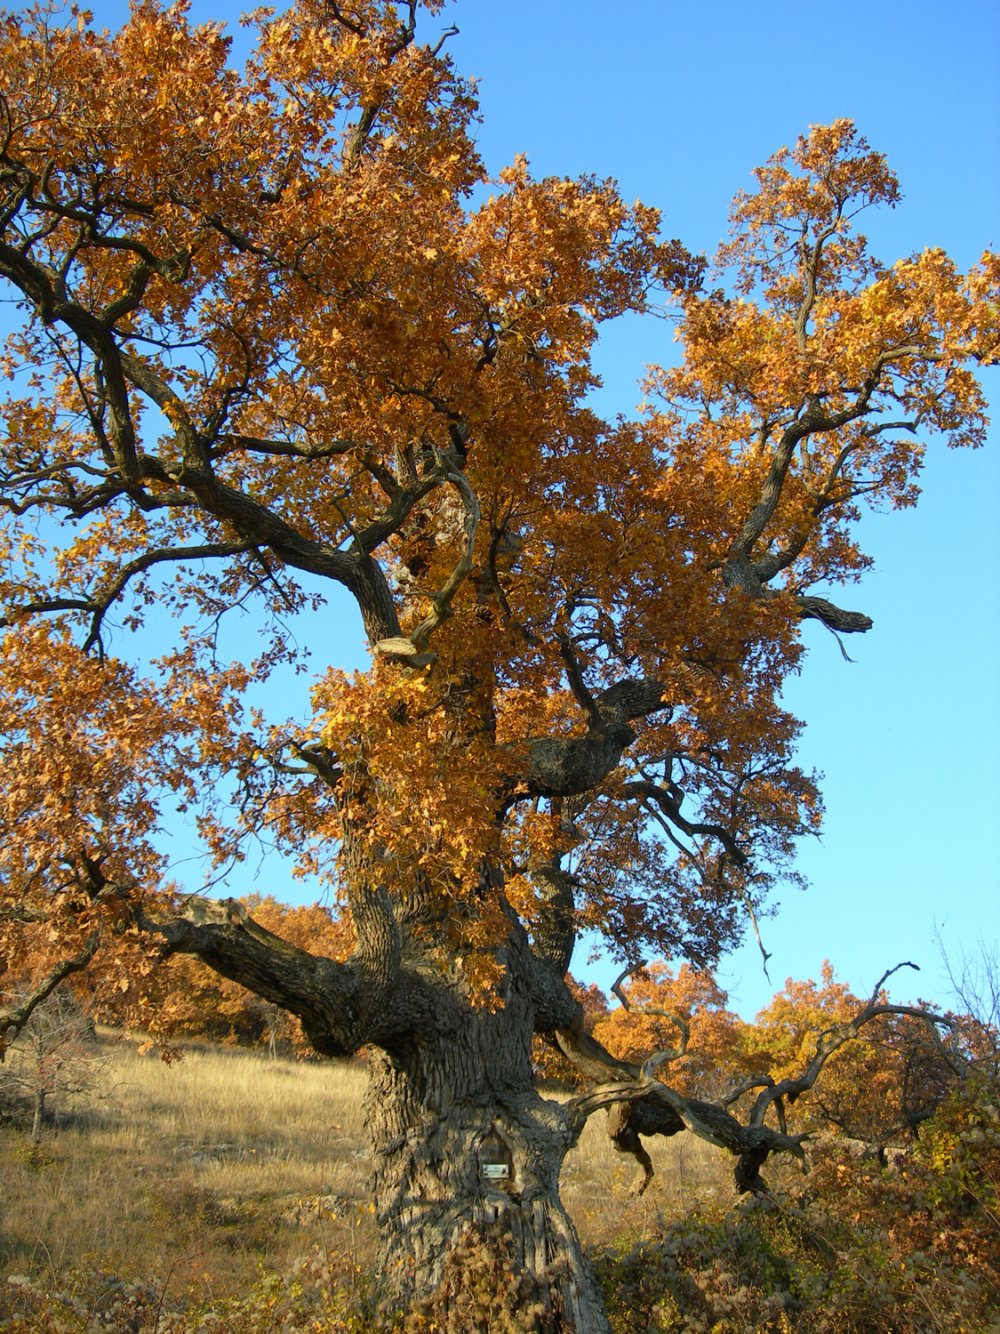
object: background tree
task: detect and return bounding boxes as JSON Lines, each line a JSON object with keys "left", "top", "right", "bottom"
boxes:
{"left": 0, "top": 2, "right": 995, "bottom": 1327}
{"left": 593, "top": 964, "right": 751, "bottom": 1101}
{"left": 743, "top": 962, "right": 959, "bottom": 1149}
{"left": 0, "top": 984, "right": 104, "bottom": 1146}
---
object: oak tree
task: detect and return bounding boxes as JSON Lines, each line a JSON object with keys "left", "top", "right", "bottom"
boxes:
{"left": 0, "top": 1, "right": 995, "bottom": 1326}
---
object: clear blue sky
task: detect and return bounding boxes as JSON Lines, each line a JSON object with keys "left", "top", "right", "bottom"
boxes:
{"left": 39, "top": 0, "right": 1000, "bottom": 1016}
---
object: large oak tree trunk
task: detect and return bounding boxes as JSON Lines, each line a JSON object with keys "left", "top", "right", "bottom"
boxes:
{"left": 365, "top": 992, "right": 610, "bottom": 1332}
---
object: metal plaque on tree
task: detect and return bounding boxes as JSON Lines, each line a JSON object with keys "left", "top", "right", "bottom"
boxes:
{"left": 477, "top": 1125, "right": 514, "bottom": 1189}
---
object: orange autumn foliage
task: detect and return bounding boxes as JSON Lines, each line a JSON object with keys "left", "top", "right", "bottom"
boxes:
{"left": 1, "top": 8, "right": 996, "bottom": 1322}
{"left": 593, "top": 964, "right": 753, "bottom": 1100}
{"left": 91, "top": 896, "right": 354, "bottom": 1053}
{"left": 588, "top": 958, "right": 967, "bottom": 1146}
{"left": 0, "top": 2, "right": 994, "bottom": 1073}
{"left": 744, "top": 962, "right": 958, "bottom": 1142}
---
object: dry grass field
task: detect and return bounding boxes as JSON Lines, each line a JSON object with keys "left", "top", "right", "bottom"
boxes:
{"left": 3, "top": 1028, "right": 996, "bottom": 1332}
{"left": 0, "top": 1030, "right": 729, "bottom": 1321}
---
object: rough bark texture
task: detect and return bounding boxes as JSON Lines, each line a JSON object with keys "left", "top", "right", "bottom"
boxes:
{"left": 366, "top": 983, "right": 610, "bottom": 1332}
{"left": 146, "top": 894, "right": 610, "bottom": 1328}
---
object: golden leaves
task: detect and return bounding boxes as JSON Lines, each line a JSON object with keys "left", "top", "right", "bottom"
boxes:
{"left": 722, "top": 120, "right": 901, "bottom": 297}
{"left": 0, "top": 0, "right": 994, "bottom": 1020}
{"left": 318, "top": 658, "right": 504, "bottom": 899}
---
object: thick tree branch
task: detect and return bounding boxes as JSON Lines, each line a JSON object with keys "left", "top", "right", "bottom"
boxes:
{"left": 517, "top": 678, "right": 671, "bottom": 798}
{"left": 528, "top": 862, "right": 577, "bottom": 976}
{"left": 139, "top": 896, "right": 378, "bottom": 1057}
{"left": 725, "top": 418, "right": 811, "bottom": 585}
{"left": 130, "top": 452, "right": 401, "bottom": 644}
{"left": 795, "top": 595, "right": 874, "bottom": 633}
{"left": 558, "top": 1021, "right": 806, "bottom": 1195}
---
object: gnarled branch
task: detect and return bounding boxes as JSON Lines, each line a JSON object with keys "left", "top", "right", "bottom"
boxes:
{"left": 137, "top": 895, "right": 383, "bottom": 1058}
{"left": 553, "top": 960, "right": 958, "bottom": 1198}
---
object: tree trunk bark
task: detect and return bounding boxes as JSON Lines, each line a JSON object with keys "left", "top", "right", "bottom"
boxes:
{"left": 31, "top": 1086, "right": 45, "bottom": 1146}
{"left": 365, "top": 996, "right": 610, "bottom": 1332}
{"left": 142, "top": 885, "right": 614, "bottom": 1326}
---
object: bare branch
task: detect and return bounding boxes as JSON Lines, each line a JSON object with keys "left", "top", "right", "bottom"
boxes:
{"left": 868, "top": 959, "right": 920, "bottom": 1003}
{"left": 0, "top": 933, "right": 100, "bottom": 1057}
{"left": 747, "top": 967, "right": 963, "bottom": 1128}
{"left": 553, "top": 957, "right": 966, "bottom": 1196}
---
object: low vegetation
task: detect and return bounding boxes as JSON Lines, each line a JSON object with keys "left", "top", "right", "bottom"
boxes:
{"left": 0, "top": 1029, "right": 726, "bottom": 1329}
{"left": 1, "top": 1007, "right": 997, "bottom": 1332}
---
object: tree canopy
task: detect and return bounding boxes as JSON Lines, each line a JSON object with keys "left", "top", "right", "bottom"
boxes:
{"left": 1, "top": 0, "right": 992, "bottom": 1015}
{"left": 0, "top": 1, "right": 996, "bottom": 1325}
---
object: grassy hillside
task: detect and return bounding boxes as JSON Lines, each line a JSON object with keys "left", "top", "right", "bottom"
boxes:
{"left": 1, "top": 1029, "right": 996, "bottom": 1331}
{"left": 0, "top": 1030, "right": 726, "bottom": 1325}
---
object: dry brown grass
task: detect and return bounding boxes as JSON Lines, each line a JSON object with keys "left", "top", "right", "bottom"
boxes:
{"left": 0, "top": 1031, "right": 729, "bottom": 1315}
{"left": 0, "top": 1032, "right": 376, "bottom": 1312}
{"left": 562, "top": 1105, "right": 731, "bottom": 1251}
